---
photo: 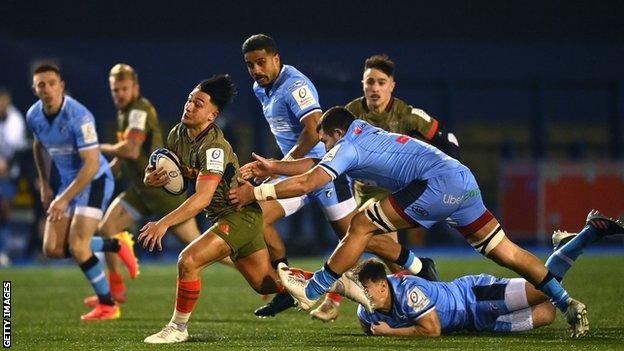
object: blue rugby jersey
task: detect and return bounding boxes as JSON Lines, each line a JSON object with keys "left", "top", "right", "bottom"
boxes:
{"left": 252, "top": 64, "right": 325, "bottom": 158}
{"left": 318, "top": 120, "right": 466, "bottom": 190}
{"left": 26, "top": 95, "right": 110, "bottom": 187}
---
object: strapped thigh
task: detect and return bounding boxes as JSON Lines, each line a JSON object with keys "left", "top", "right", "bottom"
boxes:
{"left": 363, "top": 200, "right": 397, "bottom": 233}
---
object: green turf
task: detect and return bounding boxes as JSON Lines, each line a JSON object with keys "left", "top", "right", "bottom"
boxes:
{"left": 4, "top": 256, "right": 624, "bottom": 350}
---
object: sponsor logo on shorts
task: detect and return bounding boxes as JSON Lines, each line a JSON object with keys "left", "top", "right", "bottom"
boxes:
{"left": 443, "top": 188, "right": 480, "bottom": 205}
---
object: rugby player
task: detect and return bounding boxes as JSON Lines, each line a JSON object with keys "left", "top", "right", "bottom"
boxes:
{"left": 27, "top": 63, "right": 133, "bottom": 320}
{"left": 83, "top": 64, "right": 201, "bottom": 307}
{"left": 311, "top": 54, "right": 458, "bottom": 321}
{"left": 242, "top": 34, "right": 438, "bottom": 318}
{"left": 229, "top": 107, "right": 590, "bottom": 337}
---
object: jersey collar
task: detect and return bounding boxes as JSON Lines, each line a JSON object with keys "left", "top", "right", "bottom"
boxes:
{"left": 264, "top": 65, "right": 287, "bottom": 97}
{"left": 184, "top": 122, "right": 215, "bottom": 143}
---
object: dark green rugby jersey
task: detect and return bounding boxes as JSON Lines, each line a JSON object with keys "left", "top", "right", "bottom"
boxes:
{"left": 345, "top": 96, "right": 439, "bottom": 141}
{"left": 116, "top": 96, "right": 164, "bottom": 189}
{"left": 166, "top": 123, "right": 240, "bottom": 221}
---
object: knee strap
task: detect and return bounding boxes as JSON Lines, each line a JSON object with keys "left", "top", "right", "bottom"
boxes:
{"left": 472, "top": 225, "right": 506, "bottom": 256}
{"left": 363, "top": 201, "right": 396, "bottom": 233}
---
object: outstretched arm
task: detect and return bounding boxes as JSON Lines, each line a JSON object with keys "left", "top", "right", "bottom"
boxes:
{"left": 240, "top": 152, "right": 319, "bottom": 180}
{"left": 229, "top": 166, "right": 332, "bottom": 208}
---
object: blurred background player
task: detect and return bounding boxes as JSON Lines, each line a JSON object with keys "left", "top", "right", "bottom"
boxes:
{"left": 310, "top": 54, "right": 458, "bottom": 321}
{"left": 27, "top": 63, "right": 134, "bottom": 320}
{"left": 242, "top": 34, "right": 437, "bottom": 318}
{"left": 83, "top": 64, "right": 201, "bottom": 307}
{"left": 0, "top": 87, "right": 28, "bottom": 267}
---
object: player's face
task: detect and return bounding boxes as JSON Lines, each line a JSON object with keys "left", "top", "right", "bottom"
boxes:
{"left": 33, "top": 71, "right": 65, "bottom": 109}
{"left": 109, "top": 77, "right": 139, "bottom": 110}
{"left": 362, "top": 68, "right": 395, "bottom": 111}
{"left": 181, "top": 88, "right": 218, "bottom": 128}
{"left": 319, "top": 128, "right": 343, "bottom": 151}
{"left": 244, "top": 50, "right": 281, "bottom": 87}
{"left": 362, "top": 279, "right": 390, "bottom": 311}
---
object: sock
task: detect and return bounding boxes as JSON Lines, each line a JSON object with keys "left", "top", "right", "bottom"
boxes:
{"left": 108, "top": 270, "right": 125, "bottom": 295}
{"left": 395, "top": 248, "right": 422, "bottom": 274}
{"left": 171, "top": 279, "right": 201, "bottom": 329}
{"left": 306, "top": 263, "right": 340, "bottom": 300}
{"left": 536, "top": 271, "right": 570, "bottom": 313}
{"left": 79, "top": 254, "right": 114, "bottom": 306}
{"left": 545, "top": 225, "right": 600, "bottom": 280}
{"left": 326, "top": 292, "right": 342, "bottom": 305}
{"left": 271, "top": 257, "right": 289, "bottom": 270}
{"left": 91, "top": 237, "right": 121, "bottom": 253}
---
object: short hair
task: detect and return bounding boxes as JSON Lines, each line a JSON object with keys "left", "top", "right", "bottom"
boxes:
{"left": 364, "top": 54, "right": 395, "bottom": 77}
{"left": 242, "top": 34, "right": 278, "bottom": 54}
{"left": 32, "top": 62, "right": 61, "bottom": 77}
{"left": 109, "top": 63, "right": 139, "bottom": 83}
{"left": 316, "top": 106, "right": 356, "bottom": 134}
{"left": 197, "top": 74, "right": 237, "bottom": 111}
{"left": 355, "top": 258, "right": 388, "bottom": 285}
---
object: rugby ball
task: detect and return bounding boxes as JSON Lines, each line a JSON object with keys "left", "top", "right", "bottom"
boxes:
{"left": 148, "top": 148, "right": 187, "bottom": 195}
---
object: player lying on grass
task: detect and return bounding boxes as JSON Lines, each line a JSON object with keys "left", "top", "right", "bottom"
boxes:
{"left": 356, "top": 212, "right": 623, "bottom": 337}
{"left": 355, "top": 258, "right": 556, "bottom": 337}
{"left": 228, "top": 106, "right": 592, "bottom": 337}
{"left": 137, "top": 76, "right": 373, "bottom": 344}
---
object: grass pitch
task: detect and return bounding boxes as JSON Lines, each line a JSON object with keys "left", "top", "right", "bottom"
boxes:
{"left": 4, "top": 255, "right": 624, "bottom": 350}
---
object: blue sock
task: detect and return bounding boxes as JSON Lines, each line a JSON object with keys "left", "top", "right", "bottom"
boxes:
{"left": 305, "top": 263, "right": 340, "bottom": 300}
{"left": 545, "top": 225, "right": 599, "bottom": 280}
{"left": 90, "top": 237, "right": 104, "bottom": 252}
{"left": 536, "top": 272, "right": 569, "bottom": 313}
{"left": 79, "top": 254, "right": 113, "bottom": 305}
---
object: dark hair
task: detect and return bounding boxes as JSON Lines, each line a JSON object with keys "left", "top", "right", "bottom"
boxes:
{"left": 242, "top": 34, "right": 278, "bottom": 54}
{"left": 316, "top": 106, "right": 356, "bottom": 133}
{"left": 364, "top": 54, "right": 395, "bottom": 77}
{"left": 197, "top": 74, "right": 237, "bottom": 111}
{"left": 355, "top": 259, "right": 388, "bottom": 285}
{"left": 32, "top": 62, "right": 62, "bottom": 77}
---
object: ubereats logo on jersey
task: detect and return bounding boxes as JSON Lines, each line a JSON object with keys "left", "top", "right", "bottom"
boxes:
{"left": 291, "top": 85, "right": 317, "bottom": 110}
{"left": 206, "top": 148, "right": 224, "bottom": 174}
{"left": 80, "top": 122, "right": 98, "bottom": 144}
{"left": 407, "top": 287, "right": 430, "bottom": 312}
{"left": 322, "top": 144, "right": 341, "bottom": 162}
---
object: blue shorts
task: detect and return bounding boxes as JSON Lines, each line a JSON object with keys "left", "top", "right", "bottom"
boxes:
{"left": 389, "top": 170, "right": 487, "bottom": 229}
{"left": 454, "top": 274, "right": 530, "bottom": 333}
{"left": 58, "top": 170, "right": 114, "bottom": 220}
{"left": 274, "top": 173, "right": 357, "bottom": 221}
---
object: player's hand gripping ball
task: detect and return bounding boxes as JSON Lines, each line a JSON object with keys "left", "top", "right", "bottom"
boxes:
{"left": 148, "top": 148, "right": 187, "bottom": 195}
